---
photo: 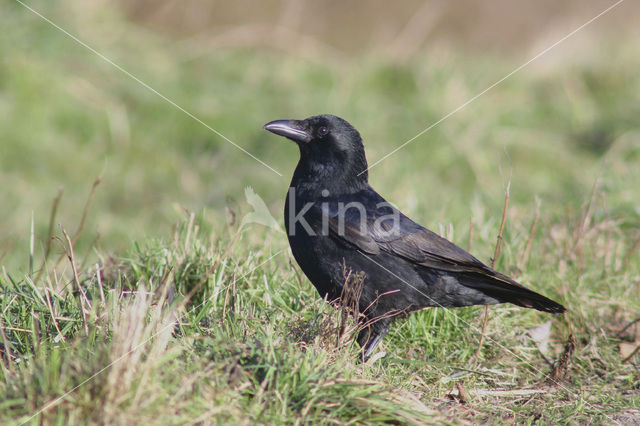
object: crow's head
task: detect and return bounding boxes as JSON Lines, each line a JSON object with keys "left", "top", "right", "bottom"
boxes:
{"left": 264, "top": 114, "right": 369, "bottom": 192}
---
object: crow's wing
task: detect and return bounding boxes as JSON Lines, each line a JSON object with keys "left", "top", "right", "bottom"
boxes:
{"left": 327, "top": 205, "right": 490, "bottom": 274}
{"left": 327, "top": 215, "right": 380, "bottom": 255}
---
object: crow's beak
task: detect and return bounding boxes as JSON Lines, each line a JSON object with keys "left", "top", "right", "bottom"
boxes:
{"left": 263, "top": 120, "right": 311, "bottom": 144}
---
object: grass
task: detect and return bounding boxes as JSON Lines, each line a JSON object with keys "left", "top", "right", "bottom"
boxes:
{"left": 1, "top": 1, "right": 640, "bottom": 424}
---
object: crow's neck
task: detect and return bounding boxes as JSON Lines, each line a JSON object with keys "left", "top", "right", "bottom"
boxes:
{"left": 290, "top": 154, "right": 369, "bottom": 199}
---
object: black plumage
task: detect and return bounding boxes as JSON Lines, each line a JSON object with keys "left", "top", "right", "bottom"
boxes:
{"left": 264, "top": 114, "right": 565, "bottom": 360}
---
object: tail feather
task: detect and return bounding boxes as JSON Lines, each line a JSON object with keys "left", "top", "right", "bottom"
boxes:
{"left": 459, "top": 271, "right": 566, "bottom": 314}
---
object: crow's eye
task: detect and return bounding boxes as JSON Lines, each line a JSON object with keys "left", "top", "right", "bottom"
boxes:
{"left": 319, "top": 127, "right": 329, "bottom": 136}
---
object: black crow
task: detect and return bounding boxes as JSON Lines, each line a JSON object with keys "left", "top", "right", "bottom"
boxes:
{"left": 264, "top": 114, "right": 565, "bottom": 361}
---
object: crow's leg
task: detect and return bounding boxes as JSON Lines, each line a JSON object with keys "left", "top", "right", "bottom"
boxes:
{"left": 357, "top": 318, "right": 391, "bottom": 362}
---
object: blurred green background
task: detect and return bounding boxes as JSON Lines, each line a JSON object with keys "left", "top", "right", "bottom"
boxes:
{"left": 1, "top": 0, "right": 638, "bottom": 272}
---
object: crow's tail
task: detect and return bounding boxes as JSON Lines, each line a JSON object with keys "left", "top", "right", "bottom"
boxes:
{"left": 459, "top": 270, "right": 566, "bottom": 314}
